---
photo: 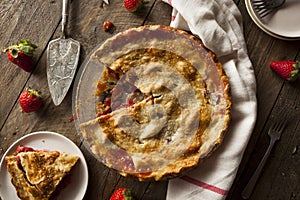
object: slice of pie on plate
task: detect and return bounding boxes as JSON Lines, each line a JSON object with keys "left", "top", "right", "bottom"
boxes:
{"left": 5, "top": 145, "right": 79, "bottom": 200}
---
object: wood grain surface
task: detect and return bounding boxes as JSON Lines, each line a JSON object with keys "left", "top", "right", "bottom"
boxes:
{"left": 0, "top": 0, "right": 299, "bottom": 200}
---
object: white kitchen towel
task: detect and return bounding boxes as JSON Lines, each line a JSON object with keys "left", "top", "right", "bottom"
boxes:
{"left": 163, "top": 0, "right": 257, "bottom": 199}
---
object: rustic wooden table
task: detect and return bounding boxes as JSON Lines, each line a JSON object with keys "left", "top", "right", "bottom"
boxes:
{"left": 0, "top": 0, "right": 299, "bottom": 200}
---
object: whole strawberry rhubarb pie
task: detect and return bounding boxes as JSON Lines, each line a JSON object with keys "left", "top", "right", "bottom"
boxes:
{"left": 74, "top": 25, "right": 231, "bottom": 181}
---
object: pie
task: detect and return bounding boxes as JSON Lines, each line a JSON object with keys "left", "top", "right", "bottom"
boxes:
{"left": 5, "top": 145, "right": 79, "bottom": 200}
{"left": 75, "top": 25, "right": 231, "bottom": 181}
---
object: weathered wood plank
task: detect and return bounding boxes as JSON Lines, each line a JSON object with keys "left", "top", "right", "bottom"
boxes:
{"left": 0, "top": 0, "right": 62, "bottom": 129}
{"left": 250, "top": 82, "right": 300, "bottom": 199}
{"left": 144, "top": 0, "right": 172, "bottom": 26}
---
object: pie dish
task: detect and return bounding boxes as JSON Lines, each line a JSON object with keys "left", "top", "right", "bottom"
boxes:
{"left": 73, "top": 25, "right": 231, "bottom": 181}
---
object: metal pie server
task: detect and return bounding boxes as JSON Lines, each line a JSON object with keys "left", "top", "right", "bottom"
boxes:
{"left": 47, "top": 0, "right": 80, "bottom": 106}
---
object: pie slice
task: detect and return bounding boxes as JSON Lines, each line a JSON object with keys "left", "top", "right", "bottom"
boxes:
{"left": 5, "top": 145, "right": 79, "bottom": 200}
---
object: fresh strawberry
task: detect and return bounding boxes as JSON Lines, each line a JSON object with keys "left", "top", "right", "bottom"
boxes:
{"left": 2, "top": 39, "right": 37, "bottom": 72}
{"left": 19, "top": 88, "right": 43, "bottom": 113}
{"left": 124, "top": 0, "right": 143, "bottom": 12}
{"left": 110, "top": 188, "right": 133, "bottom": 200}
{"left": 270, "top": 60, "right": 300, "bottom": 81}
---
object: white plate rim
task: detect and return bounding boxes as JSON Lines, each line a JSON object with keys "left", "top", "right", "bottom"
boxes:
{"left": 245, "top": 0, "right": 300, "bottom": 41}
{"left": 0, "top": 131, "right": 88, "bottom": 200}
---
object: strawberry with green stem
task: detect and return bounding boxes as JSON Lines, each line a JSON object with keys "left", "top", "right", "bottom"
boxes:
{"left": 110, "top": 188, "right": 133, "bottom": 200}
{"left": 19, "top": 88, "right": 43, "bottom": 113}
{"left": 270, "top": 60, "right": 300, "bottom": 81}
{"left": 2, "top": 39, "right": 37, "bottom": 72}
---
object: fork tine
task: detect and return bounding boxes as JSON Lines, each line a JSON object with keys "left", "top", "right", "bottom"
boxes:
{"left": 257, "top": 9, "right": 273, "bottom": 18}
{"left": 254, "top": 6, "right": 274, "bottom": 18}
{"left": 270, "top": 122, "right": 277, "bottom": 130}
{"left": 252, "top": 0, "right": 272, "bottom": 6}
{"left": 277, "top": 121, "right": 286, "bottom": 132}
{"left": 260, "top": 10, "right": 273, "bottom": 18}
{"left": 251, "top": 0, "right": 286, "bottom": 18}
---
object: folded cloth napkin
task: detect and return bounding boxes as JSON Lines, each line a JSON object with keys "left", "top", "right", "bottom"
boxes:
{"left": 162, "top": 0, "right": 257, "bottom": 199}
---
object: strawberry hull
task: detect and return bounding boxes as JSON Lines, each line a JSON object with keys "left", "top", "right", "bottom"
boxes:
{"left": 3, "top": 39, "right": 37, "bottom": 73}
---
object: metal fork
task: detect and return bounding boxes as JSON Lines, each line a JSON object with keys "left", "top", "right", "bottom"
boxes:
{"left": 251, "top": 0, "right": 286, "bottom": 18}
{"left": 241, "top": 121, "right": 286, "bottom": 199}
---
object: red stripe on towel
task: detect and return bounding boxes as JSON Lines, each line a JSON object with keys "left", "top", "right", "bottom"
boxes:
{"left": 171, "top": 15, "right": 176, "bottom": 21}
{"left": 180, "top": 176, "right": 228, "bottom": 195}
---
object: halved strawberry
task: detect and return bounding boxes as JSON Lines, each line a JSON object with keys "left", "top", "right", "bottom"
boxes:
{"left": 269, "top": 60, "right": 300, "bottom": 81}
{"left": 2, "top": 39, "right": 37, "bottom": 72}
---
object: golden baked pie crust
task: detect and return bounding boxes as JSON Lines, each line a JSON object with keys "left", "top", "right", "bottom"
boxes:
{"left": 5, "top": 150, "right": 79, "bottom": 199}
{"left": 77, "top": 25, "right": 231, "bottom": 181}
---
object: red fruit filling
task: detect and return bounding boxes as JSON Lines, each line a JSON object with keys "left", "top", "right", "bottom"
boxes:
{"left": 96, "top": 67, "right": 146, "bottom": 117}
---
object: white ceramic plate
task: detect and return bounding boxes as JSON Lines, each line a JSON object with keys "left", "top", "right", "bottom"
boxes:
{"left": 245, "top": 0, "right": 300, "bottom": 40}
{"left": 0, "top": 131, "right": 88, "bottom": 200}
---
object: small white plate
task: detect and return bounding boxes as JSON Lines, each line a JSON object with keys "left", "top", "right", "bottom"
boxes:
{"left": 0, "top": 131, "right": 88, "bottom": 200}
{"left": 245, "top": 0, "right": 300, "bottom": 40}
